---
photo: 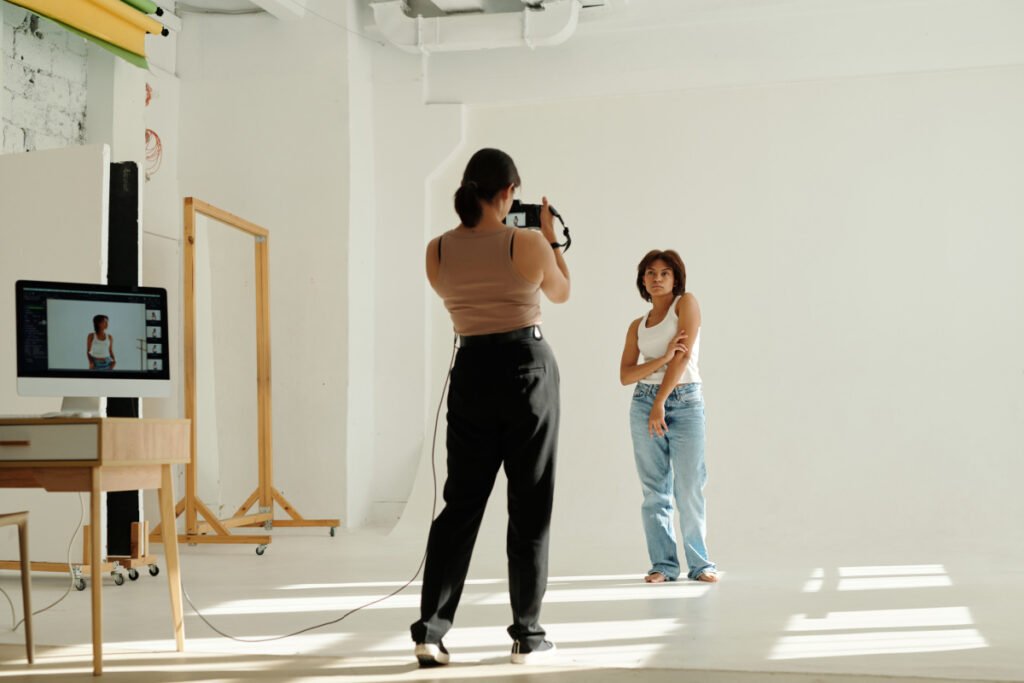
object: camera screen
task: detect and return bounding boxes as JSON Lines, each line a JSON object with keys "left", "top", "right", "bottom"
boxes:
{"left": 505, "top": 201, "right": 542, "bottom": 229}
{"left": 506, "top": 211, "right": 528, "bottom": 228}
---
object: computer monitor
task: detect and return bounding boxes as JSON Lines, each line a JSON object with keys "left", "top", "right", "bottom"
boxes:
{"left": 16, "top": 280, "right": 170, "bottom": 413}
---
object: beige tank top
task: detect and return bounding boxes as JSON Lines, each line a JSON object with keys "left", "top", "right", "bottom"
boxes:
{"left": 434, "top": 227, "right": 542, "bottom": 336}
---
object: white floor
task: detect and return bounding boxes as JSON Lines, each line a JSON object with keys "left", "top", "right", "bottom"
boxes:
{"left": 1, "top": 527, "right": 1022, "bottom": 682}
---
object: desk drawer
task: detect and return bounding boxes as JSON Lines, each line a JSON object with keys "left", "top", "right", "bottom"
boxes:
{"left": 0, "top": 424, "right": 99, "bottom": 462}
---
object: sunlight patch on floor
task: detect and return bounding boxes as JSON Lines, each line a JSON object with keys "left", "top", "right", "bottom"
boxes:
{"left": 196, "top": 579, "right": 710, "bottom": 616}
{"left": 770, "top": 628, "right": 988, "bottom": 660}
{"left": 785, "top": 607, "right": 973, "bottom": 632}
{"left": 775, "top": 566, "right": 989, "bottom": 661}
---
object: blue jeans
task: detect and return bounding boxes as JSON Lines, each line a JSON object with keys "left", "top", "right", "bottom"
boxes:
{"left": 630, "top": 382, "right": 715, "bottom": 580}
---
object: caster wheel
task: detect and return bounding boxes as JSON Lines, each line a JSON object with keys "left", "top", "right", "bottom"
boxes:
{"left": 128, "top": 568, "right": 140, "bottom": 581}
{"left": 149, "top": 565, "right": 160, "bottom": 577}
{"left": 329, "top": 527, "right": 336, "bottom": 537}
{"left": 75, "top": 578, "right": 87, "bottom": 591}
{"left": 256, "top": 544, "right": 267, "bottom": 556}
{"left": 113, "top": 572, "right": 125, "bottom": 586}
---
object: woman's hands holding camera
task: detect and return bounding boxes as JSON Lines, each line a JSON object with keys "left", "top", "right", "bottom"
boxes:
{"left": 540, "top": 197, "right": 557, "bottom": 244}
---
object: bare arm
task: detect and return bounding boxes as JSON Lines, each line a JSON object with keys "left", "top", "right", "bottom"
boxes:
{"left": 540, "top": 197, "right": 570, "bottom": 303}
{"left": 425, "top": 236, "right": 441, "bottom": 292}
{"left": 620, "top": 318, "right": 688, "bottom": 385}
{"left": 520, "top": 230, "right": 570, "bottom": 304}
{"left": 87, "top": 333, "right": 94, "bottom": 368}
{"left": 655, "top": 295, "right": 699, "bottom": 403}
{"left": 512, "top": 197, "right": 569, "bottom": 303}
{"left": 648, "top": 294, "right": 701, "bottom": 436}
{"left": 543, "top": 242, "right": 571, "bottom": 304}
{"left": 108, "top": 335, "right": 115, "bottom": 366}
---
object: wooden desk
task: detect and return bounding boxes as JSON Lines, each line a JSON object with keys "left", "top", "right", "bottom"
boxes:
{"left": 0, "top": 418, "right": 189, "bottom": 676}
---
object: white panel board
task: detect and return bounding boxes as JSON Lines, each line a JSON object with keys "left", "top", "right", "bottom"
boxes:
{"left": 0, "top": 143, "right": 110, "bottom": 563}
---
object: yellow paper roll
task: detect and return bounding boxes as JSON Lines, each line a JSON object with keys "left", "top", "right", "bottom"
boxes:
{"left": 86, "top": 0, "right": 164, "bottom": 35}
{"left": 7, "top": 0, "right": 146, "bottom": 57}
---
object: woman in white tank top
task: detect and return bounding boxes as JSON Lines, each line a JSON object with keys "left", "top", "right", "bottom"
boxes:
{"left": 87, "top": 314, "right": 116, "bottom": 370}
{"left": 619, "top": 250, "right": 717, "bottom": 584}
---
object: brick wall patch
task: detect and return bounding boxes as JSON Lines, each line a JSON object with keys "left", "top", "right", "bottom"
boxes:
{"left": 2, "top": 5, "right": 88, "bottom": 154}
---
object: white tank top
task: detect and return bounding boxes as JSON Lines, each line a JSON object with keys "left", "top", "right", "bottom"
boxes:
{"left": 637, "top": 296, "right": 702, "bottom": 385}
{"left": 89, "top": 334, "right": 111, "bottom": 358}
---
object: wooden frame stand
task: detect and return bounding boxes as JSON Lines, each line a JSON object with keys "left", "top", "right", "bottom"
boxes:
{"left": 151, "top": 199, "right": 338, "bottom": 553}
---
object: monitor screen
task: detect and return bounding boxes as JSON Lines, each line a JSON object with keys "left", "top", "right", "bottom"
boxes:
{"left": 16, "top": 280, "right": 170, "bottom": 398}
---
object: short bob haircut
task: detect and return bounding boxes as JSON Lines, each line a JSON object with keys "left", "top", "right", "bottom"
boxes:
{"left": 636, "top": 250, "right": 686, "bottom": 302}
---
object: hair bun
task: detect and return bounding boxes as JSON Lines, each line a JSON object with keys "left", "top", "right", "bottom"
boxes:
{"left": 463, "top": 180, "right": 478, "bottom": 191}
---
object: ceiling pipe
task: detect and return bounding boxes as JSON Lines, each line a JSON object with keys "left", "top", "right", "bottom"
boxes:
{"left": 371, "top": 0, "right": 581, "bottom": 53}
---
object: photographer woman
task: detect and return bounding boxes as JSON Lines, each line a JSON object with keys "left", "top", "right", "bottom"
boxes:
{"left": 619, "top": 250, "right": 718, "bottom": 584}
{"left": 411, "top": 148, "right": 570, "bottom": 666}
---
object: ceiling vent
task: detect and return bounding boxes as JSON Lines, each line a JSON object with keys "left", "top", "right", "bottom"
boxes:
{"left": 371, "top": 0, "right": 582, "bottom": 53}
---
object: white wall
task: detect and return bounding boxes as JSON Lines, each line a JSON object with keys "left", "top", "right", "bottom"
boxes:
{"left": 360, "top": 0, "right": 1024, "bottom": 555}
{"left": 193, "top": 214, "right": 261, "bottom": 515}
{"left": 368, "top": 37, "right": 464, "bottom": 525}
{"left": 344, "top": 0, "right": 377, "bottom": 527}
{"left": 406, "top": 64, "right": 1024, "bottom": 572}
{"left": 176, "top": 7, "right": 349, "bottom": 524}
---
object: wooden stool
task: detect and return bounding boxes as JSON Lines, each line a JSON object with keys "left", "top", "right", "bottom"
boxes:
{"left": 0, "top": 512, "right": 33, "bottom": 664}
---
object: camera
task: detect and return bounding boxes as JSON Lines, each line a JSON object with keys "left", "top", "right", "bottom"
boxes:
{"left": 505, "top": 200, "right": 545, "bottom": 229}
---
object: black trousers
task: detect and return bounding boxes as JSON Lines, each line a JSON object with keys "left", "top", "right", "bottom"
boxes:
{"left": 411, "top": 335, "right": 560, "bottom": 649}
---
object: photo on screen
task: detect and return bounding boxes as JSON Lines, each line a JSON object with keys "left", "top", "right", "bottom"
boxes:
{"left": 147, "top": 326, "right": 162, "bottom": 340}
{"left": 146, "top": 309, "right": 162, "bottom": 321}
{"left": 46, "top": 299, "right": 148, "bottom": 371}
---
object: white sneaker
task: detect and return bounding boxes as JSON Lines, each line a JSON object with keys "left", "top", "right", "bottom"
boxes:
{"left": 415, "top": 642, "right": 450, "bottom": 667}
{"left": 510, "top": 639, "right": 557, "bottom": 664}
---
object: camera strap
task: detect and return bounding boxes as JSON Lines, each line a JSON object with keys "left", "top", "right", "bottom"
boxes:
{"left": 551, "top": 211, "right": 571, "bottom": 252}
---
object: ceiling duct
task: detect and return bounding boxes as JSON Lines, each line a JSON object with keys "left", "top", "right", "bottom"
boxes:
{"left": 432, "top": 0, "right": 485, "bottom": 12}
{"left": 371, "top": 0, "right": 581, "bottom": 53}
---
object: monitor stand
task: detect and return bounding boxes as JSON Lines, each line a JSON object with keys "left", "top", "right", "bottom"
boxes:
{"left": 55, "top": 396, "right": 103, "bottom": 418}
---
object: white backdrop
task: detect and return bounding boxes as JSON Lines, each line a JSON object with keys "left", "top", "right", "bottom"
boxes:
{"left": 394, "top": 64, "right": 1024, "bottom": 577}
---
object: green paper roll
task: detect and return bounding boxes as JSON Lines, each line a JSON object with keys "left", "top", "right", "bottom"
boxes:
{"left": 58, "top": 19, "right": 149, "bottom": 70}
{"left": 119, "top": 0, "right": 160, "bottom": 15}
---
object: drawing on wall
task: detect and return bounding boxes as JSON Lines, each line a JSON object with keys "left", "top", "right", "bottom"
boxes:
{"left": 144, "top": 82, "right": 163, "bottom": 180}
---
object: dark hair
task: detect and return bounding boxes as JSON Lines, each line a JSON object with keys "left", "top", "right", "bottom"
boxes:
{"left": 93, "top": 315, "right": 108, "bottom": 333}
{"left": 453, "top": 148, "right": 521, "bottom": 228}
{"left": 636, "top": 250, "right": 686, "bottom": 302}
